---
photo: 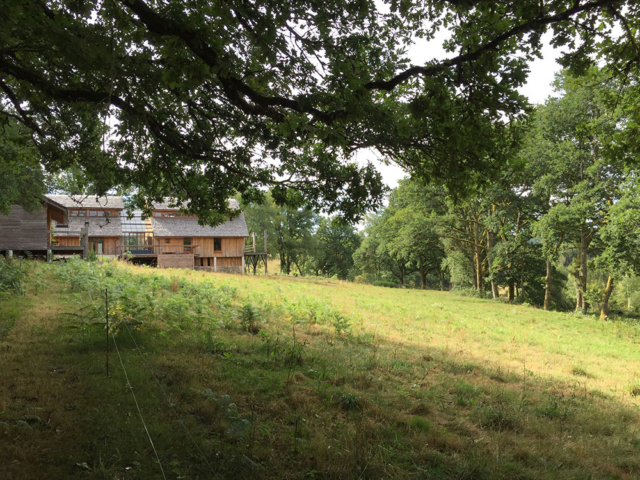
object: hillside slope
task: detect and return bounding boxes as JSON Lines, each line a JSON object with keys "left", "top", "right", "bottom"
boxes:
{"left": 1, "top": 260, "right": 639, "bottom": 479}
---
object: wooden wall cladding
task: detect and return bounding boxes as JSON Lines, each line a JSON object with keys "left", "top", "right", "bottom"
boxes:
{"left": 155, "top": 237, "right": 245, "bottom": 258}
{"left": 0, "top": 205, "right": 47, "bottom": 251}
{"left": 158, "top": 254, "right": 194, "bottom": 269}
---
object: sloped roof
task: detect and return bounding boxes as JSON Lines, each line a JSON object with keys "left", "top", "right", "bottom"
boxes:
{"left": 45, "top": 194, "right": 241, "bottom": 213}
{"left": 152, "top": 198, "right": 241, "bottom": 211}
{"left": 45, "top": 194, "right": 124, "bottom": 210}
{"left": 151, "top": 211, "right": 249, "bottom": 237}
{"left": 54, "top": 216, "right": 123, "bottom": 237}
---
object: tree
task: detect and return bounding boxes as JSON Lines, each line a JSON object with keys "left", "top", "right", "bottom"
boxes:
{"left": 2, "top": 1, "right": 639, "bottom": 221}
{"left": 0, "top": 119, "right": 45, "bottom": 214}
{"left": 382, "top": 180, "right": 446, "bottom": 289}
{"left": 525, "top": 69, "right": 626, "bottom": 312}
{"left": 314, "top": 218, "right": 361, "bottom": 280}
{"left": 242, "top": 192, "right": 317, "bottom": 275}
{"left": 596, "top": 181, "right": 640, "bottom": 318}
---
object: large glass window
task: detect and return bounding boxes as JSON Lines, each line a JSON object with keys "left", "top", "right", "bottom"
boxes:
{"left": 214, "top": 238, "right": 222, "bottom": 252}
{"left": 184, "top": 238, "right": 192, "bottom": 252}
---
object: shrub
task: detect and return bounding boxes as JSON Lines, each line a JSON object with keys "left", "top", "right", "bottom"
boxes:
{"left": 0, "top": 257, "right": 26, "bottom": 296}
{"left": 239, "top": 303, "right": 261, "bottom": 334}
{"left": 335, "top": 392, "right": 364, "bottom": 411}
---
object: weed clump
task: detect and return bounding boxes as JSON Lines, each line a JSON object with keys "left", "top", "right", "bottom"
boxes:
{"left": 628, "top": 383, "right": 640, "bottom": 397}
{"left": 408, "top": 415, "right": 431, "bottom": 432}
{"left": 239, "top": 303, "right": 261, "bottom": 334}
{"left": 475, "top": 404, "right": 519, "bottom": 432}
{"left": 571, "top": 365, "right": 591, "bottom": 378}
{"left": 335, "top": 392, "right": 364, "bottom": 411}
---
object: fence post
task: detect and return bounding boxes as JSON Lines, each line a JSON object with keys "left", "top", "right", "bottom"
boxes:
{"left": 263, "top": 230, "right": 268, "bottom": 276}
{"left": 105, "top": 288, "right": 109, "bottom": 378}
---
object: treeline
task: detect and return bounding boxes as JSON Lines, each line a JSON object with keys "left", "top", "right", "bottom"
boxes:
{"left": 244, "top": 69, "right": 640, "bottom": 319}
{"left": 242, "top": 194, "right": 361, "bottom": 280}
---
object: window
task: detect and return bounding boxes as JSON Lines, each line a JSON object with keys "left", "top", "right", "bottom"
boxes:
{"left": 154, "top": 212, "right": 161, "bottom": 217}
{"left": 70, "top": 209, "right": 86, "bottom": 217}
{"left": 214, "top": 238, "right": 222, "bottom": 252}
{"left": 97, "top": 210, "right": 105, "bottom": 217}
{"left": 184, "top": 237, "right": 192, "bottom": 253}
{"left": 89, "top": 210, "right": 97, "bottom": 216}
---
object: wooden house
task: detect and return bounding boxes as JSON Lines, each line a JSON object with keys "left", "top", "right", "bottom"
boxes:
{"left": 149, "top": 199, "right": 249, "bottom": 271}
{"left": 47, "top": 195, "right": 124, "bottom": 256}
{"left": 47, "top": 195, "right": 249, "bottom": 272}
{"left": 0, "top": 197, "right": 83, "bottom": 255}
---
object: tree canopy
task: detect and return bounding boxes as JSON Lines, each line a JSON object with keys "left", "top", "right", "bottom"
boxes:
{"left": 2, "top": 0, "right": 640, "bottom": 222}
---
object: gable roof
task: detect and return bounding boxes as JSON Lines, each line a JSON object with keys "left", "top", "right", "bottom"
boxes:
{"left": 151, "top": 211, "right": 249, "bottom": 237}
{"left": 45, "top": 194, "right": 124, "bottom": 210}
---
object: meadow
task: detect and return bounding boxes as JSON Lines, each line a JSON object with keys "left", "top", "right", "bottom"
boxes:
{"left": 1, "top": 259, "right": 640, "bottom": 479}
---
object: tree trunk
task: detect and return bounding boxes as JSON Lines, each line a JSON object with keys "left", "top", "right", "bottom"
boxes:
{"left": 439, "top": 268, "right": 445, "bottom": 291}
{"left": 600, "top": 275, "right": 614, "bottom": 320}
{"left": 574, "top": 274, "right": 583, "bottom": 312}
{"left": 544, "top": 258, "right": 552, "bottom": 311}
{"left": 471, "top": 256, "right": 477, "bottom": 290}
{"left": 579, "top": 230, "right": 589, "bottom": 314}
{"left": 487, "top": 231, "right": 499, "bottom": 299}
{"left": 508, "top": 283, "right": 514, "bottom": 302}
{"left": 419, "top": 258, "right": 426, "bottom": 289}
{"left": 475, "top": 248, "right": 483, "bottom": 294}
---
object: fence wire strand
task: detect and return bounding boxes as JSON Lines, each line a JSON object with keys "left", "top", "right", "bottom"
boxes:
{"left": 110, "top": 330, "right": 168, "bottom": 480}
{"left": 121, "top": 320, "right": 218, "bottom": 478}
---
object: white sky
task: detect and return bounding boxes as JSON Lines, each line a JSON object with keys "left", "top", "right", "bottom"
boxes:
{"left": 363, "top": 31, "right": 565, "bottom": 190}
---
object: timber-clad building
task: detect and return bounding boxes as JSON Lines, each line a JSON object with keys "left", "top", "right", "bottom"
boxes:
{"left": 0, "top": 195, "right": 250, "bottom": 273}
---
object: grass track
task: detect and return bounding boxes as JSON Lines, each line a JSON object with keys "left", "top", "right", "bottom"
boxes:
{"left": 1, "top": 261, "right": 640, "bottom": 479}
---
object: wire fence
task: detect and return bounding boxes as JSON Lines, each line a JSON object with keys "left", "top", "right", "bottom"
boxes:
{"left": 104, "top": 289, "right": 218, "bottom": 479}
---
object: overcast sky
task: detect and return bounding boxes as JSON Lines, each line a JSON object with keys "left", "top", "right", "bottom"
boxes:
{"left": 361, "top": 31, "right": 565, "bottom": 190}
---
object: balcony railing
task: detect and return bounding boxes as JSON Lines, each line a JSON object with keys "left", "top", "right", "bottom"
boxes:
{"left": 116, "top": 244, "right": 201, "bottom": 256}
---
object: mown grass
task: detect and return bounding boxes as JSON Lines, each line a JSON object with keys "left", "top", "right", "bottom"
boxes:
{"left": 1, "top": 260, "right": 640, "bottom": 479}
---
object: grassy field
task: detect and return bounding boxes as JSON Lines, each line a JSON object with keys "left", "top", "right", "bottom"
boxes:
{"left": 1, "top": 260, "right": 640, "bottom": 479}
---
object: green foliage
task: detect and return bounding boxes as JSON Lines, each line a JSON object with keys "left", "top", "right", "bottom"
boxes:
{"left": 314, "top": 217, "right": 361, "bottom": 280}
{"left": 0, "top": 120, "right": 45, "bottom": 215}
{"left": 7, "top": 0, "right": 639, "bottom": 221}
{"left": 0, "top": 256, "right": 26, "bottom": 296}
{"left": 373, "top": 280, "right": 396, "bottom": 288}
{"left": 239, "top": 303, "right": 261, "bottom": 334}
{"left": 51, "top": 259, "right": 237, "bottom": 333}
{"left": 334, "top": 392, "right": 364, "bottom": 411}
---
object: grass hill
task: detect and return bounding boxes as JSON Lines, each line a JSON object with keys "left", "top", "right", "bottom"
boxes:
{"left": 1, "top": 259, "right": 640, "bottom": 479}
